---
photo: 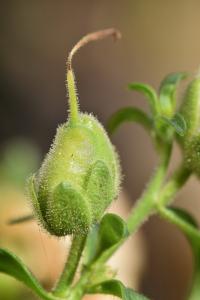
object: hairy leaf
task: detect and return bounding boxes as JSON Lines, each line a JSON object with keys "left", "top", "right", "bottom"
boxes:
{"left": 128, "top": 82, "right": 158, "bottom": 115}
{"left": 107, "top": 107, "right": 152, "bottom": 134}
{"left": 159, "top": 72, "right": 187, "bottom": 116}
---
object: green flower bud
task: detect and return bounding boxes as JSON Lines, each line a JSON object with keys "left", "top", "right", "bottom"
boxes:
{"left": 179, "top": 75, "right": 200, "bottom": 175}
{"left": 28, "top": 29, "right": 121, "bottom": 236}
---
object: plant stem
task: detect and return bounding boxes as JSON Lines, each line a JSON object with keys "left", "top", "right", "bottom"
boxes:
{"left": 127, "top": 143, "right": 171, "bottom": 233}
{"left": 158, "top": 164, "right": 191, "bottom": 207}
{"left": 67, "top": 148, "right": 191, "bottom": 299}
{"left": 53, "top": 234, "right": 87, "bottom": 297}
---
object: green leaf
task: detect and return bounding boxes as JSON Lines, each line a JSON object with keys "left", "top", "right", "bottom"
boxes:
{"left": 159, "top": 72, "right": 187, "bottom": 117}
{"left": 169, "top": 207, "right": 198, "bottom": 228}
{"left": 0, "top": 248, "right": 55, "bottom": 300}
{"left": 158, "top": 207, "right": 200, "bottom": 300}
{"left": 107, "top": 107, "right": 152, "bottom": 134}
{"left": 158, "top": 206, "right": 200, "bottom": 246}
{"left": 161, "top": 113, "right": 187, "bottom": 136}
{"left": 87, "top": 279, "right": 149, "bottom": 300}
{"left": 128, "top": 82, "right": 159, "bottom": 115}
{"left": 84, "top": 213, "right": 129, "bottom": 265}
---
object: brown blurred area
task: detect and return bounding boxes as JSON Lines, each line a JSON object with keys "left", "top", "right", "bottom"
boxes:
{"left": 1, "top": 1, "right": 200, "bottom": 299}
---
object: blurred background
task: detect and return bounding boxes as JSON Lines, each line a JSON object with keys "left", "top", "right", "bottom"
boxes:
{"left": 1, "top": 1, "right": 200, "bottom": 299}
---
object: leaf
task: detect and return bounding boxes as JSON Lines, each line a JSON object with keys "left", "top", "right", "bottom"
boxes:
{"left": 128, "top": 82, "right": 159, "bottom": 115}
{"left": 84, "top": 213, "right": 129, "bottom": 265}
{"left": 158, "top": 206, "right": 200, "bottom": 246}
{"left": 161, "top": 113, "right": 187, "bottom": 136}
{"left": 158, "top": 207, "right": 200, "bottom": 300}
{"left": 0, "top": 248, "right": 55, "bottom": 300}
{"left": 107, "top": 107, "right": 152, "bottom": 134}
{"left": 87, "top": 279, "right": 149, "bottom": 300}
{"left": 159, "top": 72, "right": 187, "bottom": 117}
{"left": 169, "top": 207, "right": 198, "bottom": 228}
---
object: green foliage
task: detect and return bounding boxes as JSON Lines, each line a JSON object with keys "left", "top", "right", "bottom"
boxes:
{"left": 87, "top": 279, "right": 149, "bottom": 300}
{"left": 2, "top": 29, "right": 200, "bottom": 300}
{"left": 107, "top": 107, "right": 152, "bottom": 134}
{"left": 128, "top": 82, "right": 159, "bottom": 115}
{"left": 0, "top": 249, "right": 56, "bottom": 300}
{"left": 159, "top": 72, "right": 187, "bottom": 117}
{"left": 157, "top": 207, "right": 200, "bottom": 300}
{"left": 84, "top": 213, "right": 129, "bottom": 265}
{"left": 161, "top": 113, "right": 187, "bottom": 136}
{"left": 111, "top": 72, "right": 187, "bottom": 153}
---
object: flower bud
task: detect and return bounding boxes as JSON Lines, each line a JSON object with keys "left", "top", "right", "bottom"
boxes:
{"left": 28, "top": 29, "right": 121, "bottom": 236}
{"left": 179, "top": 75, "right": 200, "bottom": 175}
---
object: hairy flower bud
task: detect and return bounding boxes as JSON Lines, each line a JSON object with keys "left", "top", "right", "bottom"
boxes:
{"left": 179, "top": 75, "right": 200, "bottom": 175}
{"left": 28, "top": 29, "right": 121, "bottom": 236}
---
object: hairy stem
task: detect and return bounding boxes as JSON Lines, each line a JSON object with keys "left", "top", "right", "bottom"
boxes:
{"left": 158, "top": 164, "right": 191, "bottom": 207}
{"left": 127, "top": 142, "right": 171, "bottom": 233}
{"left": 53, "top": 234, "right": 87, "bottom": 297}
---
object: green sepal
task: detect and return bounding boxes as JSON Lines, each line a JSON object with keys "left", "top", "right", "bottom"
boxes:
{"left": 0, "top": 248, "right": 56, "bottom": 300}
{"left": 128, "top": 82, "right": 159, "bottom": 115}
{"left": 160, "top": 113, "right": 187, "bottom": 136}
{"left": 159, "top": 72, "right": 187, "bottom": 117}
{"left": 87, "top": 279, "right": 149, "bottom": 300}
{"left": 86, "top": 160, "right": 114, "bottom": 221}
{"left": 84, "top": 213, "right": 129, "bottom": 265}
{"left": 28, "top": 174, "right": 47, "bottom": 229}
{"left": 46, "top": 181, "right": 92, "bottom": 236}
{"left": 107, "top": 107, "right": 152, "bottom": 134}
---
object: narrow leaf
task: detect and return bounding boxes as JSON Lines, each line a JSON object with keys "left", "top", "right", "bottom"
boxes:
{"left": 87, "top": 279, "right": 149, "bottom": 300}
{"left": 158, "top": 207, "right": 200, "bottom": 300}
{"left": 161, "top": 113, "right": 187, "bottom": 136}
{"left": 128, "top": 82, "right": 158, "bottom": 115}
{"left": 158, "top": 206, "right": 200, "bottom": 245}
{"left": 107, "top": 107, "right": 152, "bottom": 134}
{"left": 159, "top": 72, "right": 187, "bottom": 116}
{"left": 84, "top": 213, "right": 129, "bottom": 265}
{"left": 0, "top": 249, "right": 54, "bottom": 300}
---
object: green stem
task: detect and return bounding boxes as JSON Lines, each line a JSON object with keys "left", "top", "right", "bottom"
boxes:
{"left": 53, "top": 234, "right": 87, "bottom": 297}
{"left": 127, "top": 143, "right": 171, "bottom": 233}
{"left": 71, "top": 145, "right": 172, "bottom": 299}
{"left": 158, "top": 164, "right": 191, "bottom": 207}
{"left": 69, "top": 150, "right": 191, "bottom": 299}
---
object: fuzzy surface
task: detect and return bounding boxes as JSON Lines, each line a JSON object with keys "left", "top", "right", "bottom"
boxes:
{"left": 30, "top": 113, "right": 121, "bottom": 236}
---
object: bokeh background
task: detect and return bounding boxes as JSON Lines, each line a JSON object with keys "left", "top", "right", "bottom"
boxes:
{"left": 1, "top": 1, "right": 200, "bottom": 299}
